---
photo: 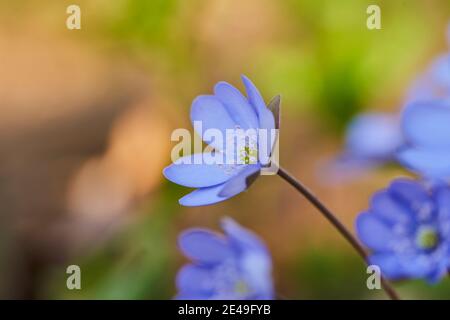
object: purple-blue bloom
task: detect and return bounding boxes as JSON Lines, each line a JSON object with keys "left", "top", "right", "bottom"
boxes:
{"left": 405, "top": 54, "right": 450, "bottom": 104}
{"left": 397, "top": 99, "right": 450, "bottom": 180}
{"left": 176, "top": 217, "right": 274, "bottom": 300}
{"left": 163, "top": 75, "right": 277, "bottom": 206}
{"left": 326, "top": 113, "right": 403, "bottom": 179}
{"left": 405, "top": 23, "right": 450, "bottom": 104}
{"left": 356, "top": 178, "right": 450, "bottom": 283}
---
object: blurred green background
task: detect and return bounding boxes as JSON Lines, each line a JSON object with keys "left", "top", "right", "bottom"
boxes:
{"left": 0, "top": 0, "right": 449, "bottom": 299}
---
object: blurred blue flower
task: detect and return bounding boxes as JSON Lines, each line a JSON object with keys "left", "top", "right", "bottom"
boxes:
{"left": 397, "top": 99, "right": 450, "bottom": 180}
{"left": 356, "top": 178, "right": 450, "bottom": 283}
{"left": 405, "top": 54, "right": 450, "bottom": 104}
{"left": 325, "top": 113, "right": 403, "bottom": 180}
{"left": 176, "top": 217, "right": 274, "bottom": 300}
{"left": 164, "top": 75, "right": 276, "bottom": 206}
{"left": 405, "top": 23, "right": 450, "bottom": 104}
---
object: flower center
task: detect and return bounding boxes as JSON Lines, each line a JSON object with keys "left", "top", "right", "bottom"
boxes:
{"left": 239, "top": 145, "right": 258, "bottom": 164}
{"left": 416, "top": 227, "right": 439, "bottom": 250}
{"left": 234, "top": 280, "right": 250, "bottom": 295}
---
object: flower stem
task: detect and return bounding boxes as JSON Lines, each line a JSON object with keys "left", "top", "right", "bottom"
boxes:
{"left": 277, "top": 166, "right": 400, "bottom": 300}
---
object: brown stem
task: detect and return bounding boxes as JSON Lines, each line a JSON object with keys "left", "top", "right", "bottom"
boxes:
{"left": 277, "top": 166, "right": 400, "bottom": 300}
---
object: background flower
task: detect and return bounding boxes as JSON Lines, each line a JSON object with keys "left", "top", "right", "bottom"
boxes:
{"left": 325, "top": 113, "right": 403, "bottom": 180}
{"left": 405, "top": 23, "right": 450, "bottom": 104}
{"left": 397, "top": 100, "right": 450, "bottom": 180}
{"left": 176, "top": 217, "right": 274, "bottom": 300}
{"left": 356, "top": 178, "right": 450, "bottom": 283}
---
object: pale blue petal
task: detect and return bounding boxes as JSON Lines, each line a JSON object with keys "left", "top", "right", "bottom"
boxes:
{"left": 221, "top": 217, "right": 267, "bottom": 252}
{"left": 397, "top": 148, "right": 450, "bottom": 179}
{"left": 369, "top": 253, "right": 404, "bottom": 279}
{"left": 241, "top": 75, "right": 276, "bottom": 131}
{"left": 176, "top": 264, "right": 215, "bottom": 294}
{"left": 429, "top": 54, "right": 450, "bottom": 87}
{"left": 369, "top": 191, "right": 413, "bottom": 226}
{"left": 400, "top": 255, "right": 433, "bottom": 279}
{"left": 241, "top": 75, "right": 266, "bottom": 114}
{"left": 356, "top": 212, "right": 399, "bottom": 252}
{"left": 214, "top": 82, "right": 259, "bottom": 129}
{"left": 178, "top": 229, "right": 233, "bottom": 264}
{"left": 163, "top": 153, "right": 235, "bottom": 188}
{"left": 389, "top": 178, "right": 430, "bottom": 205}
{"left": 179, "top": 184, "right": 232, "bottom": 206}
{"left": 218, "top": 164, "right": 260, "bottom": 198}
{"left": 240, "top": 252, "right": 273, "bottom": 299}
{"left": 240, "top": 76, "right": 276, "bottom": 164}
{"left": 434, "top": 186, "right": 450, "bottom": 221}
{"left": 346, "top": 113, "right": 402, "bottom": 160}
{"left": 402, "top": 100, "right": 450, "bottom": 149}
{"left": 221, "top": 218, "right": 273, "bottom": 299}
{"left": 191, "top": 95, "right": 237, "bottom": 150}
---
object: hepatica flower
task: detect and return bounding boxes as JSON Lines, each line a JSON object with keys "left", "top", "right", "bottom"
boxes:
{"left": 405, "top": 23, "right": 450, "bottom": 104}
{"left": 397, "top": 99, "right": 450, "bottom": 180}
{"left": 326, "top": 113, "right": 403, "bottom": 179}
{"left": 163, "top": 76, "right": 277, "bottom": 206}
{"left": 176, "top": 217, "right": 274, "bottom": 300}
{"left": 406, "top": 54, "right": 450, "bottom": 104}
{"left": 356, "top": 178, "right": 450, "bottom": 283}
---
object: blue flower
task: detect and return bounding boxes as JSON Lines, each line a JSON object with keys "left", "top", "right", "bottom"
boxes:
{"left": 397, "top": 99, "right": 450, "bottom": 180}
{"left": 405, "top": 54, "right": 450, "bottom": 104}
{"left": 405, "top": 23, "right": 450, "bottom": 104}
{"left": 356, "top": 178, "right": 450, "bottom": 283}
{"left": 326, "top": 113, "right": 403, "bottom": 179}
{"left": 163, "top": 76, "right": 277, "bottom": 206}
{"left": 176, "top": 217, "right": 274, "bottom": 300}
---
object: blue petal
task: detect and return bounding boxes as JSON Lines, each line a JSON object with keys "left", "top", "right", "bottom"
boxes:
{"left": 179, "top": 184, "right": 233, "bottom": 206}
{"left": 320, "top": 154, "right": 380, "bottom": 184}
{"left": 241, "top": 75, "right": 276, "bottom": 160}
{"left": 388, "top": 178, "right": 437, "bottom": 223}
{"left": 406, "top": 55, "right": 450, "bottom": 104}
{"left": 371, "top": 252, "right": 434, "bottom": 281}
{"left": 218, "top": 164, "right": 260, "bottom": 198}
{"left": 424, "top": 263, "right": 448, "bottom": 284}
{"left": 402, "top": 100, "right": 450, "bottom": 149}
{"left": 191, "top": 95, "right": 237, "bottom": 150}
{"left": 240, "top": 252, "right": 273, "bottom": 300}
{"left": 389, "top": 178, "right": 430, "bottom": 204}
{"left": 176, "top": 264, "right": 215, "bottom": 295}
{"left": 356, "top": 212, "right": 398, "bottom": 252}
{"left": 214, "top": 82, "right": 259, "bottom": 129}
{"left": 434, "top": 186, "right": 450, "bottom": 221}
{"left": 369, "top": 191, "right": 413, "bottom": 226}
{"left": 221, "top": 218, "right": 273, "bottom": 299}
{"left": 397, "top": 147, "right": 450, "bottom": 179}
{"left": 178, "top": 229, "right": 233, "bottom": 264}
{"left": 405, "top": 77, "right": 436, "bottom": 104}
{"left": 429, "top": 54, "right": 450, "bottom": 87}
{"left": 221, "top": 217, "right": 268, "bottom": 252}
{"left": 241, "top": 76, "right": 276, "bottom": 164}
{"left": 400, "top": 255, "right": 433, "bottom": 279}
{"left": 369, "top": 253, "right": 404, "bottom": 279}
{"left": 345, "top": 113, "right": 402, "bottom": 160}
{"left": 163, "top": 153, "right": 235, "bottom": 188}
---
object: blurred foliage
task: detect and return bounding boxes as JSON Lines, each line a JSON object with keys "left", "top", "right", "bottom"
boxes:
{"left": 291, "top": 248, "right": 371, "bottom": 299}
{"left": 45, "top": 184, "right": 183, "bottom": 299}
